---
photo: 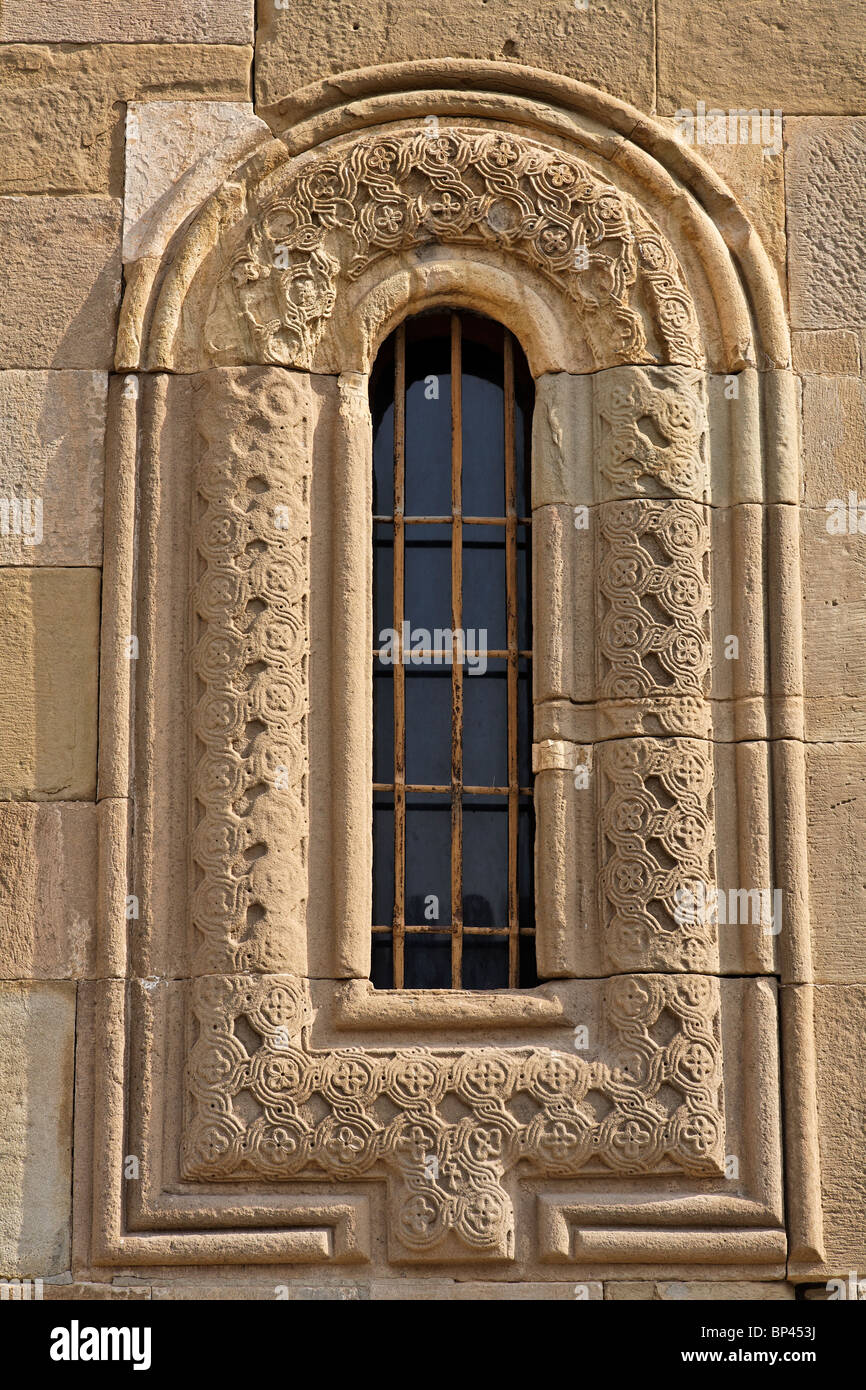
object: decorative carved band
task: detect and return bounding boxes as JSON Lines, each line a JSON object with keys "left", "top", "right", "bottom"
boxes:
{"left": 205, "top": 127, "right": 704, "bottom": 372}
{"left": 190, "top": 371, "right": 310, "bottom": 974}
{"left": 599, "top": 738, "right": 716, "bottom": 973}
{"left": 184, "top": 972, "right": 724, "bottom": 1260}
{"left": 596, "top": 366, "right": 710, "bottom": 499}
{"left": 597, "top": 499, "right": 712, "bottom": 735}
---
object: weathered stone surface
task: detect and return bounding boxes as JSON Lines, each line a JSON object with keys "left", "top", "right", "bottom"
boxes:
{"left": 786, "top": 119, "right": 866, "bottom": 331}
{"left": 656, "top": 1280, "right": 794, "bottom": 1300}
{"left": 801, "top": 508, "right": 866, "bottom": 724}
{"left": 255, "top": 0, "right": 655, "bottom": 110}
{"left": 793, "top": 330, "right": 861, "bottom": 376}
{"left": 604, "top": 1281, "right": 654, "bottom": 1299}
{"left": 0, "top": 569, "right": 100, "bottom": 800}
{"left": 605, "top": 1280, "right": 794, "bottom": 1299}
{"left": 806, "top": 745, "right": 866, "bottom": 986}
{"left": 812, "top": 985, "right": 866, "bottom": 1273}
{"left": 44, "top": 1282, "right": 151, "bottom": 1300}
{"left": 658, "top": 2, "right": 866, "bottom": 113}
{"left": 0, "top": 45, "right": 253, "bottom": 196}
{"left": 0, "top": 198, "right": 121, "bottom": 368}
{"left": 369, "top": 1280, "right": 603, "bottom": 1300}
{"left": 0, "top": 803, "right": 96, "bottom": 979}
{"left": 0, "top": 982, "right": 75, "bottom": 1277}
{"left": 0, "top": 371, "right": 106, "bottom": 565}
{"left": 124, "top": 101, "right": 270, "bottom": 262}
{"left": 151, "top": 1283, "right": 366, "bottom": 1300}
{"left": 801, "top": 375, "right": 866, "bottom": 508}
{"left": 0, "top": 2, "right": 253, "bottom": 44}
{"left": 662, "top": 124, "right": 787, "bottom": 293}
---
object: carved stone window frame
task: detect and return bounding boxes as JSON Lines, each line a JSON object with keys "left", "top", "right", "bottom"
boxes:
{"left": 82, "top": 61, "right": 822, "bottom": 1281}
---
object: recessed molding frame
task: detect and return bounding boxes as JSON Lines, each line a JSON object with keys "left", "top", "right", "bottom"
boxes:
{"left": 85, "top": 60, "right": 822, "bottom": 1283}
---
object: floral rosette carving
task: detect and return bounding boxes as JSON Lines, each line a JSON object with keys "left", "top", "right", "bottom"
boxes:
{"left": 183, "top": 973, "right": 724, "bottom": 1258}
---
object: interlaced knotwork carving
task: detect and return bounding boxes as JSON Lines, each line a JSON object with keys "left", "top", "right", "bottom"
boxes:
{"left": 190, "top": 372, "right": 309, "bottom": 973}
{"left": 206, "top": 127, "right": 704, "bottom": 371}
{"left": 597, "top": 498, "right": 712, "bottom": 736}
{"left": 596, "top": 366, "right": 709, "bottom": 499}
{"left": 184, "top": 973, "right": 724, "bottom": 1258}
{"left": 599, "top": 738, "right": 716, "bottom": 972}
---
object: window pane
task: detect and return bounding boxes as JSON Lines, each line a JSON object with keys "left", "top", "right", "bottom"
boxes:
{"left": 373, "top": 522, "right": 393, "bottom": 636}
{"left": 404, "top": 933, "right": 452, "bottom": 989}
{"left": 404, "top": 523, "right": 451, "bottom": 636}
{"left": 462, "top": 934, "right": 509, "bottom": 990}
{"left": 373, "top": 662, "right": 394, "bottom": 784}
{"left": 405, "top": 668, "right": 451, "bottom": 786}
{"left": 517, "top": 521, "right": 531, "bottom": 651}
{"left": 405, "top": 315, "right": 451, "bottom": 516}
{"left": 405, "top": 792, "right": 451, "bottom": 926}
{"left": 463, "top": 657, "right": 507, "bottom": 787}
{"left": 371, "top": 333, "right": 395, "bottom": 515}
{"left": 372, "top": 792, "right": 394, "bottom": 927}
{"left": 371, "top": 931, "right": 394, "bottom": 989}
{"left": 463, "top": 794, "right": 508, "bottom": 927}
{"left": 463, "top": 523, "right": 506, "bottom": 650}
{"left": 462, "top": 334, "right": 505, "bottom": 517}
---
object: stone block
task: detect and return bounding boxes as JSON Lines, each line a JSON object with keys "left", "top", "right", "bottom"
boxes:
{"left": 369, "top": 1280, "right": 603, "bottom": 1300}
{"left": 0, "top": 197, "right": 121, "bottom": 369}
{"left": 658, "top": 2, "right": 866, "bottom": 113}
{"left": 801, "top": 375, "right": 866, "bottom": 509}
{"left": 255, "top": 0, "right": 655, "bottom": 111}
{"left": 0, "top": 803, "right": 96, "bottom": 979}
{"left": 801, "top": 508, "right": 866, "bottom": 730}
{"left": 44, "top": 1282, "right": 152, "bottom": 1300}
{"left": 0, "top": 569, "right": 100, "bottom": 800}
{"left": 605, "top": 1280, "right": 794, "bottom": 1299}
{"left": 811, "top": 985, "right": 866, "bottom": 1273}
{"left": 793, "top": 330, "right": 861, "bottom": 376}
{"left": 124, "top": 101, "right": 270, "bottom": 262}
{"left": 787, "top": 118, "right": 866, "bottom": 331}
{"left": 654, "top": 1280, "right": 795, "bottom": 1300}
{"left": 806, "top": 745, "right": 866, "bottom": 986}
{"left": 151, "top": 1283, "right": 366, "bottom": 1300}
{"left": 0, "top": 45, "right": 253, "bottom": 196}
{"left": 0, "top": 2, "right": 254, "bottom": 43}
{"left": 0, "top": 371, "right": 106, "bottom": 565}
{"left": 0, "top": 982, "right": 75, "bottom": 1277}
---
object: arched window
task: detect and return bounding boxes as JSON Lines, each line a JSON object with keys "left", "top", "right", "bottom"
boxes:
{"left": 369, "top": 311, "right": 536, "bottom": 989}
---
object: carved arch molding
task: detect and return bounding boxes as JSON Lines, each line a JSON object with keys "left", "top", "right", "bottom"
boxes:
{"left": 91, "top": 63, "right": 823, "bottom": 1280}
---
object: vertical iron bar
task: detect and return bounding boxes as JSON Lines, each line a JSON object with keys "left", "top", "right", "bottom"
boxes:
{"left": 450, "top": 314, "right": 464, "bottom": 989}
{"left": 393, "top": 323, "right": 406, "bottom": 988}
{"left": 504, "top": 330, "right": 520, "bottom": 988}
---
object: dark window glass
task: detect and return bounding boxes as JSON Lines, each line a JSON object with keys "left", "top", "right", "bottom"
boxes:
{"left": 371, "top": 311, "right": 535, "bottom": 989}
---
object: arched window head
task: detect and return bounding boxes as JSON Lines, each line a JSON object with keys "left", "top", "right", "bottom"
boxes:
{"left": 369, "top": 311, "right": 536, "bottom": 989}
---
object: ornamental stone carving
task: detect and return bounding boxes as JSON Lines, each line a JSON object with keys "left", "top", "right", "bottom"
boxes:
{"left": 204, "top": 127, "right": 704, "bottom": 373}
{"left": 190, "top": 370, "right": 310, "bottom": 975}
{"left": 86, "top": 69, "right": 815, "bottom": 1283}
{"left": 184, "top": 971, "right": 724, "bottom": 1260}
{"left": 597, "top": 499, "right": 712, "bottom": 734}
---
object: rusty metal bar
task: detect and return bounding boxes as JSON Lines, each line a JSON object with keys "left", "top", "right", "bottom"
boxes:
{"left": 375, "top": 783, "right": 533, "bottom": 795}
{"left": 372, "top": 924, "right": 536, "bottom": 937}
{"left": 450, "top": 313, "right": 464, "bottom": 989}
{"left": 504, "top": 329, "right": 520, "bottom": 988}
{"left": 373, "top": 649, "right": 531, "bottom": 660}
{"left": 374, "top": 515, "right": 532, "bottom": 526}
{"left": 392, "top": 321, "right": 407, "bottom": 988}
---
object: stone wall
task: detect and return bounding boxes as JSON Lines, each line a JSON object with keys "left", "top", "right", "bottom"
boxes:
{"left": 0, "top": 0, "right": 863, "bottom": 1301}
